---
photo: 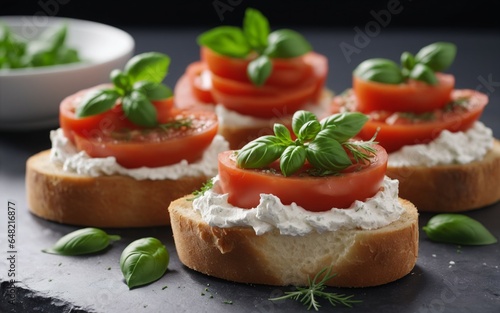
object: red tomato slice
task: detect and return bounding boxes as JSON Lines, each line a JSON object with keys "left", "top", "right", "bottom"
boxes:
{"left": 60, "top": 85, "right": 174, "bottom": 141}
{"left": 175, "top": 49, "right": 328, "bottom": 118}
{"left": 201, "top": 46, "right": 318, "bottom": 87}
{"left": 332, "top": 89, "right": 488, "bottom": 153}
{"left": 217, "top": 146, "right": 388, "bottom": 212}
{"left": 353, "top": 73, "right": 455, "bottom": 113}
{"left": 73, "top": 109, "right": 219, "bottom": 168}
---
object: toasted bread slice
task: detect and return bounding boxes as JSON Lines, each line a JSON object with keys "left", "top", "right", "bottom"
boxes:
{"left": 386, "top": 139, "right": 500, "bottom": 212}
{"left": 169, "top": 196, "right": 418, "bottom": 287}
{"left": 26, "top": 150, "right": 209, "bottom": 227}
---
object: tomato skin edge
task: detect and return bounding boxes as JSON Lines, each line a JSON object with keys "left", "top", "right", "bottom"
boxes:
{"left": 332, "top": 89, "right": 488, "bottom": 153}
{"left": 217, "top": 147, "right": 388, "bottom": 212}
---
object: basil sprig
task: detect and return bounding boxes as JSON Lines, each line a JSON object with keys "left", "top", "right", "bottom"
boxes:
{"left": 0, "top": 23, "right": 80, "bottom": 69}
{"left": 423, "top": 214, "right": 497, "bottom": 245}
{"left": 354, "top": 42, "right": 456, "bottom": 85}
{"left": 120, "top": 237, "right": 169, "bottom": 289}
{"left": 236, "top": 110, "right": 377, "bottom": 177}
{"left": 42, "top": 227, "right": 121, "bottom": 256}
{"left": 76, "top": 52, "right": 172, "bottom": 127}
{"left": 197, "top": 8, "right": 312, "bottom": 86}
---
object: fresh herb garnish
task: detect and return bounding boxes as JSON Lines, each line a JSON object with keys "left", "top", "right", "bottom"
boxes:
{"left": 354, "top": 42, "right": 456, "bottom": 85}
{"left": 236, "top": 110, "right": 377, "bottom": 177}
{"left": 42, "top": 227, "right": 121, "bottom": 256}
{"left": 158, "top": 118, "right": 193, "bottom": 131}
{"left": 76, "top": 52, "right": 172, "bottom": 127}
{"left": 0, "top": 22, "right": 80, "bottom": 69}
{"left": 189, "top": 178, "right": 214, "bottom": 201}
{"left": 120, "top": 237, "right": 170, "bottom": 289}
{"left": 197, "top": 8, "right": 312, "bottom": 86}
{"left": 269, "top": 266, "right": 361, "bottom": 311}
{"left": 423, "top": 214, "right": 497, "bottom": 245}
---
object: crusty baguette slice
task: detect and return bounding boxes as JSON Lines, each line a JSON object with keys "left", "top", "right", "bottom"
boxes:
{"left": 169, "top": 196, "right": 418, "bottom": 287}
{"left": 26, "top": 150, "right": 209, "bottom": 228}
{"left": 387, "top": 139, "right": 500, "bottom": 212}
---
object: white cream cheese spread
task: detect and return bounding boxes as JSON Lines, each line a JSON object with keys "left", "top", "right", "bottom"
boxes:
{"left": 388, "top": 122, "right": 494, "bottom": 167}
{"left": 214, "top": 92, "right": 332, "bottom": 128}
{"left": 193, "top": 175, "right": 404, "bottom": 236}
{"left": 49, "top": 128, "right": 229, "bottom": 180}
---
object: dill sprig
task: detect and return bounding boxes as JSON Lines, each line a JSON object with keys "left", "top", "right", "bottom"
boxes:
{"left": 188, "top": 178, "right": 214, "bottom": 201}
{"left": 269, "top": 266, "right": 362, "bottom": 311}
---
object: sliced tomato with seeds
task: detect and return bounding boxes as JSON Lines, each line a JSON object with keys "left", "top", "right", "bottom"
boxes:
{"left": 353, "top": 73, "right": 455, "bottom": 114}
{"left": 174, "top": 48, "right": 328, "bottom": 118}
{"left": 60, "top": 85, "right": 174, "bottom": 141}
{"left": 73, "top": 108, "right": 218, "bottom": 168}
{"left": 217, "top": 146, "right": 387, "bottom": 212}
{"left": 60, "top": 85, "right": 218, "bottom": 168}
{"left": 331, "top": 89, "right": 488, "bottom": 152}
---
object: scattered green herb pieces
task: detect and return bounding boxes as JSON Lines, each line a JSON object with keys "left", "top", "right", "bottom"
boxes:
{"left": 0, "top": 22, "right": 81, "bottom": 69}
{"left": 197, "top": 7, "right": 312, "bottom": 86}
{"left": 120, "top": 237, "right": 169, "bottom": 289}
{"left": 42, "top": 228, "right": 120, "bottom": 256}
{"left": 269, "top": 266, "right": 361, "bottom": 311}
{"left": 189, "top": 178, "right": 214, "bottom": 201}
{"left": 162, "top": 285, "right": 168, "bottom": 290}
{"left": 76, "top": 52, "right": 172, "bottom": 127}
{"left": 237, "top": 110, "right": 376, "bottom": 177}
{"left": 354, "top": 42, "right": 456, "bottom": 85}
{"left": 423, "top": 214, "right": 497, "bottom": 245}
{"left": 223, "top": 300, "right": 233, "bottom": 305}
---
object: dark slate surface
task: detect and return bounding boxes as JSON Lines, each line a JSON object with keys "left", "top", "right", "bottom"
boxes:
{"left": 1, "top": 27, "right": 500, "bottom": 313}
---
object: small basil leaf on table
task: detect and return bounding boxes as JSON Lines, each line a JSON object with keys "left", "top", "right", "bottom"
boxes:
{"left": 120, "top": 237, "right": 170, "bottom": 289}
{"left": 42, "top": 227, "right": 121, "bottom": 256}
{"left": 423, "top": 214, "right": 497, "bottom": 245}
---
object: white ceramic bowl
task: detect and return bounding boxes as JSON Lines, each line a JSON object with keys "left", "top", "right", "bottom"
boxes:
{"left": 0, "top": 16, "right": 135, "bottom": 130}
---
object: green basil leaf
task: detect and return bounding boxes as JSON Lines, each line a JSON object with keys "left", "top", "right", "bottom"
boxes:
{"left": 197, "top": 26, "right": 251, "bottom": 58}
{"left": 400, "top": 51, "right": 415, "bottom": 71}
{"left": 353, "top": 58, "right": 403, "bottom": 84}
{"left": 120, "top": 237, "right": 169, "bottom": 289}
{"left": 273, "top": 123, "right": 293, "bottom": 144}
{"left": 423, "top": 214, "right": 497, "bottom": 245}
{"left": 415, "top": 42, "right": 456, "bottom": 72}
{"left": 280, "top": 145, "right": 306, "bottom": 176}
{"left": 42, "top": 228, "right": 121, "bottom": 256}
{"left": 243, "top": 8, "right": 270, "bottom": 52}
{"left": 298, "top": 120, "right": 321, "bottom": 142}
{"left": 237, "top": 136, "right": 285, "bottom": 168}
{"left": 291, "top": 110, "right": 317, "bottom": 138}
{"left": 306, "top": 131, "right": 352, "bottom": 171}
{"left": 111, "top": 69, "right": 131, "bottom": 94}
{"left": 247, "top": 55, "right": 272, "bottom": 86}
{"left": 320, "top": 112, "right": 368, "bottom": 142}
{"left": 124, "top": 52, "right": 170, "bottom": 84}
{"left": 40, "top": 23, "right": 67, "bottom": 52}
{"left": 133, "top": 81, "right": 172, "bottom": 100}
{"left": 265, "top": 29, "right": 312, "bottom": 58}
{"left": 409, "top": 63, "right": 438, "bottom": 85}
{"left": 76, "top": 89, "right": 120, "bottom": 118}
{"left": 55, "top": 47, "right": 80, "bottom": 64}
{"left": 122, "top": 91, "right": 158, "bottom": 127}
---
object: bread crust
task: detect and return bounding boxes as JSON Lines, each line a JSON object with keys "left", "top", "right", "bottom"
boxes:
{"left": 387, "top": 139, "right": 500, "bottom": 212}
{"left": 169, "top": 195, "right": 419, "bottom": 287}
{"left": 26, "top": 150, "right": 209, "bottom": 227}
